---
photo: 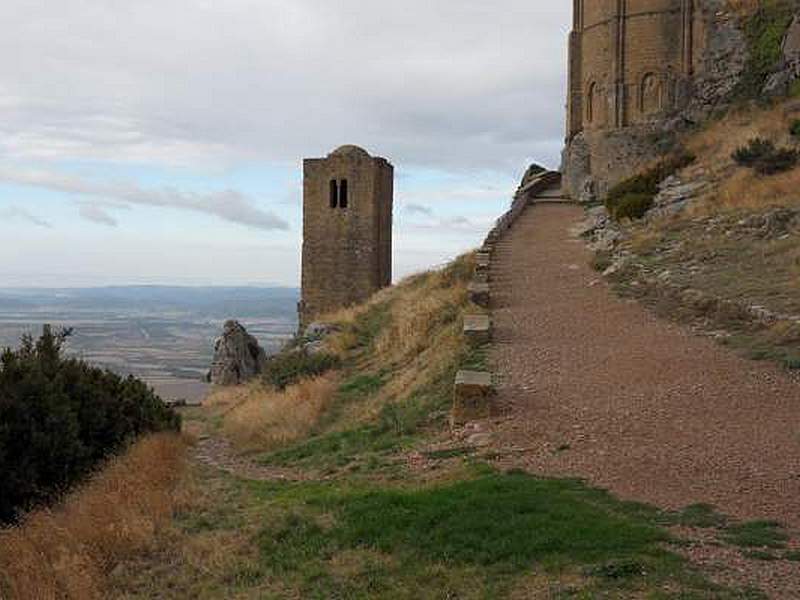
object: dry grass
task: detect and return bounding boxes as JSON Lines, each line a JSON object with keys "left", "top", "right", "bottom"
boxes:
{"left": 209, "top": 376, "right": 338, "bottom": 452}
{"left": 726, "top": 0, "right": 761, "bottom": 17}
{"left": 680, "top": 101, "right": 800, "bottom": 216}
{"left": 0, "top": 433, "right": 188, "bottom": 600}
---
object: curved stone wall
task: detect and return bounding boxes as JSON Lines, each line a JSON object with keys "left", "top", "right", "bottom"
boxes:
{"left": 568, "top": 0, "right": 702, "bottom": 138}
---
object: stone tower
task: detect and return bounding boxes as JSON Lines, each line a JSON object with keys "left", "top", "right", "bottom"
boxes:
{"left": 566, "top": 0, "right": 700, "bottom": 139}
{"left": 563, "top": 0, "right": 709, "bottom": 200}
{"left": 299, "top": 145, "right": 393, "bottom": 327}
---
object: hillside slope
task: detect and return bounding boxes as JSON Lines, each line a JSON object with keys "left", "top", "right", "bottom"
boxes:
{"left": 587, "top": 98, "right": 800, "bottom": 370}
{"left": 91, "top": 255, "right": 775, "bottom": 599}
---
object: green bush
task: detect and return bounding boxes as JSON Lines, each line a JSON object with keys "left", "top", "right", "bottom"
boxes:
{"left": 605, "top": 151, "right": 695, "bottom": 220}
{"left": 0, "top": 326, "right": 180, "bottom": 524}
{"left": 737, "top": 1, "right": 795, "bottom": 98}
{"left": 732, "top": 137, "right": 777, "bottom": 166}
{"left": 733, "top": 138, "right": 799, "bottom": 174}
{"left": 755, "top": 147, "right": 799, "bottom": 174}
{"left": 789, "top": 119, "right": 800, "bottom": 138}
{"left": 262, "top": 350, "right": 340, "bottom": 390}
{"left": 612, "top": 193, "right": 655, "bottom": 221}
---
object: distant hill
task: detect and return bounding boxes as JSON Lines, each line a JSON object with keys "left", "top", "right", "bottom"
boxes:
{"left": 0, "top": 286, "right": 300, "bottom": 319}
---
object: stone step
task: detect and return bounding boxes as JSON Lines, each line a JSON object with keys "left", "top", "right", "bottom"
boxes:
{"left": 468, "top": 282, "right": 490, "bottom": 307}
{"left": 452, "top": 370, "right": 495, "bottom": 424}
{"left": 463, "top": 314, "right": 491, "bottom": 345}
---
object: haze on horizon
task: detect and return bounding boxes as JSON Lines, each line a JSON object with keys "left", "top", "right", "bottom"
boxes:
{"left": 0, "top": 1, "right": 571, "bottom": 288}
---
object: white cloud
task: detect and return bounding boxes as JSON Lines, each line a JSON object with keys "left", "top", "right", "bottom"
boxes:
{"left": 78, "top": 202, "right": 117, "bottom": 227}
{"left": 404, "top": 203, "right": 434, "bottom": 216}
{"left": 0, "top": 166, "right": 289, "bottom": 231}
{"left": 0, "top": 206, "right": 51, "bottom": 228}
{"left": 0, "top": 0, "right": 570, "bottom": 172}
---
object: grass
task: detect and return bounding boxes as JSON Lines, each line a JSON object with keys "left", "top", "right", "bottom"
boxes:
{"left": 722, "top": 520, "right": 790, "bottom": 549}
{"left": 735, "top": 0, "right": 795, "bottom": 98}
{"left": 207, "top": 375, "right": 339, "bottom": 452}
{"left": 236, "top": 470, "right": 746, "bottom": 599}
{"left": 599, "top": 99, "right": 800, "bottom": 369}
{"left": 0, "top": 433, "right": 187, "bottom": 600}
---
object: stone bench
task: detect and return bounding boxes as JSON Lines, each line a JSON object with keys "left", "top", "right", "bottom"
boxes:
{"left": 463, "top": 314, "right": 491, "bottom": 345}
{"left": 452, "top": 370, "right": 494, "bottom": 424}
{"left": 468, "top": 281, "right": 490, "bottom": 307}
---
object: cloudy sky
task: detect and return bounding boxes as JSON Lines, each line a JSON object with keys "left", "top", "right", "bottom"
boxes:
{"left": 0, "top": 1, "right": 571, "bottom": 288}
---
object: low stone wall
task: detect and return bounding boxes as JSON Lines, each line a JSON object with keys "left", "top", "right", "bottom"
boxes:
{"left": 452, "top": 170, "right": 563, "bottom": 425}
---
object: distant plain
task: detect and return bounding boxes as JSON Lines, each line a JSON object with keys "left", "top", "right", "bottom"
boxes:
{"left": 0, "top": 286, "right": 299, "bottom": 402}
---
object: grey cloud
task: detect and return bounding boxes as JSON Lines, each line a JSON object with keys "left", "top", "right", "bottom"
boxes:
{"left": 0, "top": 166, "right": 289, "bottom": 231}
{"left": 404, "top": 203, "right": 434, "bottom": 216}
{"left": 0, "top": 1, "right": 571, "bottom": 173}
{"left": 79, "top": 203, "right": 118, "bottom": 227}
{"left": 0, "top": 206, "right": 51, "bottom": 228}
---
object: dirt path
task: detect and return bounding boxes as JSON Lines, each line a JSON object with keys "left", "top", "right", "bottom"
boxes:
{"left": 489, "top": 203, "right": 800, "bottom": 527}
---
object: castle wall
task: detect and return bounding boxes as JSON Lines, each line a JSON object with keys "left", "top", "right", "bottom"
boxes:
{"left": 300, "top": 146, "right": 393, "bottom": 327}
{"left": 564, "top": 0, "right": 747, "bottom": 201}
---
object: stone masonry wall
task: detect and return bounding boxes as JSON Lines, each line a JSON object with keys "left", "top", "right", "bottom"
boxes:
{"left": 300, "top": 146, "right": 393, "bottom": 327}
{"left": 563, "top": 0, "right": 755, "bottom": 200}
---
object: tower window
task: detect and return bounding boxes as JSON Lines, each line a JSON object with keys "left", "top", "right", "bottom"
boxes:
{"left": 339, "top": 179, "right": 348, "bottom": 209}
{"left": 329, "top": 179, "right": 338, "bottom": 208}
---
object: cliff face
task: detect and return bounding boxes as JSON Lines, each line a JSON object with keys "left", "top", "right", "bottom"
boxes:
{"left": 563, "top": 0, "right": 800, "bottom": 202}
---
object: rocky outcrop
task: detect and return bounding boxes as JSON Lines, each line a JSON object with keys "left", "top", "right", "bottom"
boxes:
{"left": 207, "top": 320, "right": 267, "bottom": 386}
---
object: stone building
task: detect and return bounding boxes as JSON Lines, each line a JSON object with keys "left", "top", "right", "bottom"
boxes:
{"left": 299, "top": 145, "right": 393, "bottom": 327}
{"left": 562, "top": 0, "right": 755, "bottom": 200}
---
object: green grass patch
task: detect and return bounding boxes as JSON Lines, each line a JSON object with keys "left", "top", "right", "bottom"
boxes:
{"left": 461, "top": 343, "right": 490, "bottom": 371}
{"left": 737, "top": 0, "right": 795, "bottom": 98}
{"left": 262, "top": 350, "right": 341, "bottom": 390}
{"left": 249, "top": 471, "right": 731, "bottom": 598}
{"left": 669, "top": 504, "right": 729, "bottom": 529}
{"left": 723, "top": 520, "right": 789, "bottom": 549}
{"left": 605, "top": 152, "right": 695, "bottom": 221}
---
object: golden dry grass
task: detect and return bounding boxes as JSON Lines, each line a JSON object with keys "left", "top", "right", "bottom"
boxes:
{"left": 680, "top": 101, "right": 800, "bottom": 216}
{"left": 0, "top": 433, "right": 188, "bottom": 600}
{"left": 208, "top": 376, "right": 338, "bottom": 452}
{"left": 726, "top": 0, "right": 761, "bottom": 17}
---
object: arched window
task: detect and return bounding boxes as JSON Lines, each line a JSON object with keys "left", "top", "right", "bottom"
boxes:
{"left": 329, "top": 180, "right": 338, "bottom": 208}
{"left": 586, "top": 82, "right": 598, "bottom": 125}
{"left": 339, "top": 179, "right": 348, "bottom": 209}
{"left": 329, "top": 179, "right": 349, "bottom": 209}
{"left": 641, "top": 73, "right": 662, "bottom": 115}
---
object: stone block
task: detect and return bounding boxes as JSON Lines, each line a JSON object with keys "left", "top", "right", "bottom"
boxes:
{"left": 452, "top": 370, "right": 494, "bottom": 423}
{"left": 473, "top": 270, "right": 489, "bottom": 284}
{"left": 463, "top": 314, "right": 491, "bottom": 345}
{"left": 468, "top": 282, "right": 490, "bottom": 308}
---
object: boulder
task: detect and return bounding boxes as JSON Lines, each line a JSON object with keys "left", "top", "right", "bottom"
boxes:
{"left": 207, "top": 320, "right": 267, "bottom": 386}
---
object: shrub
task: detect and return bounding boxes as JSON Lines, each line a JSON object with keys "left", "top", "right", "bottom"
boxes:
{"left": 0, "top": 326, "right": 180, "bottom": 524}
{"left": 262, "top": 350, "right": 340, "bottom": 390}
{"left": 732, "top": 137, "right": 777, "bottom": 166}
{"left": 733, "top": 0, "right": 794, "bottom": 98}
{"left": 732, "top": 138, "right": 799, "bottom": 174}
{"left": 613, "top": 193, "right": 655, "bottom": 221}
{"left": 789, "top": 119, "right": 800, "bottom": 138}
{"left": 605, "top": 151, "right": 695, "bottom": 220}
{"left": 755, "top": 147, "right": 799, "bottom": 174}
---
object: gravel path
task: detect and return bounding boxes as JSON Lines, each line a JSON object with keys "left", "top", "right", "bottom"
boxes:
{"left": 490, "top": 203, "right": 800, "bottom": 527}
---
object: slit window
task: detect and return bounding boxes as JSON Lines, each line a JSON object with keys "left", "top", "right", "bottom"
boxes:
{"left": 329, "top": 179, "right": 338, "bottom": 208}
{"left": 339, "top": 179, "right": 348, "bottom": 209}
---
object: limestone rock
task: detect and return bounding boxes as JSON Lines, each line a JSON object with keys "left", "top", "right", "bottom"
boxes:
{"left": 207, "top": 320, "right": 267, "bottom": 386}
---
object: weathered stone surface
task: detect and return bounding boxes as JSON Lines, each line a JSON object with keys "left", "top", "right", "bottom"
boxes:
{"left": 207, "top": 320, "right": 267, "bottom": 386}
{"left": 463, "top": 314, "right": 491, "bottom": 346}
{"left": 468, "top": 282, "right": 490, "bottom": 308}
{"left": 300, "top": 145, "right": 393, "bottom": 328}
{"left": 562, "top": 0, "right": 753, "bottom": 199}
{"left": 452, "top": 370, "right": 494, "bottom": 424}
